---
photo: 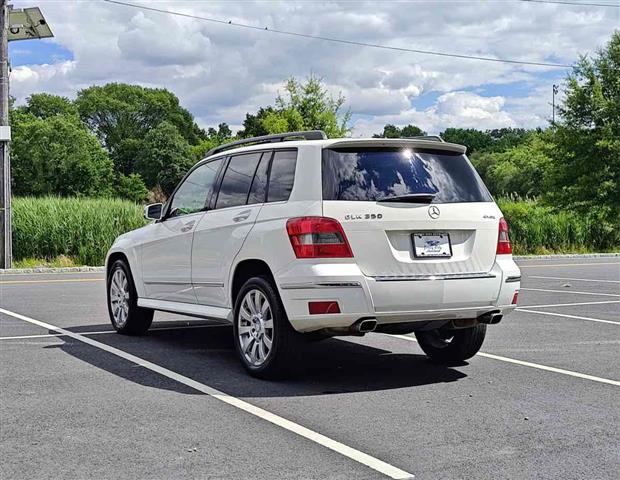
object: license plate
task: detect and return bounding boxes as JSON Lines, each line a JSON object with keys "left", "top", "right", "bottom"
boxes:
{"left": 412, "top": 233, "right": 452, "bottom": 258}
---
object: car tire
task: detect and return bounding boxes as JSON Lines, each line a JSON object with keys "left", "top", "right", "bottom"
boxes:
{"left": 233, "top": 276, "right": 303, "bottom": 379}
{"left": 415, "top": 324, "right": 486, "bottom": 364}
{"left": 107, "top": 259, "right": 153, "bottom": 335}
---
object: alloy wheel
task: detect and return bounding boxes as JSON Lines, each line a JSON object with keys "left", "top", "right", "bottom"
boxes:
{"left": 109, "top": 269, "right": 130, "bottom": 328}
{"left": 237, "top": 289, "right": 274, "bottom": 366}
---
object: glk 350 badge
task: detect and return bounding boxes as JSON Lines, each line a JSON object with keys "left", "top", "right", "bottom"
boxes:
{"left": 345, "top": 213, "right": 383, "bottom": 220}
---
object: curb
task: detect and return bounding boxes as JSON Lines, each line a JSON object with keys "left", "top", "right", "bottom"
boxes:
{"left": 1, "top": 253, "right": 618, "bottom": 275}
{"left": 0, "top": 266, "right": 105, "bottom": 275}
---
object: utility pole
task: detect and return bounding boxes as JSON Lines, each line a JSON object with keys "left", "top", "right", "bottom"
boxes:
{"left": 552, "top": 84, "right": 559, "bottom": 126}
{"left": 0, "top": 0, "right": 10, "bottom": 269}
{"left": 0, "top": 3, "right": 52, "bottom": 268}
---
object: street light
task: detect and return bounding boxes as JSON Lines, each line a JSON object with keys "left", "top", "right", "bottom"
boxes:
{"left": 0, "top": 2, "right": 53, "bottom": 269}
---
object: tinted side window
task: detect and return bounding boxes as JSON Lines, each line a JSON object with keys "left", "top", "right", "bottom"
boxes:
{"left": 267, "top": 150, "right": 297, "bottom": 202}
{"left": 247, "top": 152, "right": 270, "bottom": 205}
{"left": 169, "top": 158, "right": 223, "bottom": 217}
{"left": 216, "top": 153, "right": 262, "bottom": 209}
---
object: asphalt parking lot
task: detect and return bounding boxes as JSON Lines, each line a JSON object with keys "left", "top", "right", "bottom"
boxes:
{"left": 1, "top": 257, "right": 618, "bottom": 479}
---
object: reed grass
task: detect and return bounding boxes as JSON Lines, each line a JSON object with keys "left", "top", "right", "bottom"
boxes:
{"left": 12, "top": 197, "right": 146, "bottom": 266}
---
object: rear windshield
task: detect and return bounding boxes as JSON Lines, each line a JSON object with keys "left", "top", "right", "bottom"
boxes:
{"left": 322, "top": 147, "right": 492, "bottom": 203}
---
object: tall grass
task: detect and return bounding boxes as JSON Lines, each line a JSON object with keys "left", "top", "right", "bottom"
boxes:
{"left": 497, "top": 198, "right": 619, "bottom": 254}
{"left": 11, "top": 197, "right": 618, "bottom": 267}
{"left": 13, "top": 197, "right": 147, "bottom": 266}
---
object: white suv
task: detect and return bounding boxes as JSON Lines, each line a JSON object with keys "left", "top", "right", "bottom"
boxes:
{"left": 106, "top": 131, "right": 521, "bottom": 378}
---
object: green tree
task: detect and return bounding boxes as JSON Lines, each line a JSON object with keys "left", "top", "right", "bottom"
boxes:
{"left": 19, "top": 93, "right": 78, "bottom": 120}
{"left": 471, "top": 131, "right": 553, "bottom": 197}
{"left": 259, "top": 76, "right": 351, "bottom": 138}
{"left": 75, "top": 83, "right": 205, "bottom": 157}
{"left": 11, "top": 114, "right": 114, "bottom": 197}
{"left": 117, "top": 173, "right": 149, "bottom": 203}
{"left": 134, "top": 121, "right": 194, "bottom": 196}
{"left": 238, "top": 107, "right": 276, "bottom": 138}
{"left": 440, "top": 128, "right": 494, "bottom": 155}
{"left": 373, "top": 124, "right": 426, "bottom": 138}
{"left": 546, "top": 30, "right": 620, "bottom": 224}
{"left": 488, "top": 128, "right": 530, "bottom": 151}
{"left": 206, "top": 122, "right": 233, "bottom": 141}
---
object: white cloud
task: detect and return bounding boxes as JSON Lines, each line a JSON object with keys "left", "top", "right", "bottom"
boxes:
{"left": 9, "top": 0, "right": 618, "bottom": 134}
{"left": 352, "top": 91, "right": 517, "bottom": 136}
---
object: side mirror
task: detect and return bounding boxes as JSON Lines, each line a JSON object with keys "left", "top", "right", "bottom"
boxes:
{"left": 144, "top": 203, "right": 163, "bottom": 221}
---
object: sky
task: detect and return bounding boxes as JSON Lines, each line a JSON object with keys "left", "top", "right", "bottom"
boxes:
{"left": 9, "top": 0, "right": 619, "bottom": 136}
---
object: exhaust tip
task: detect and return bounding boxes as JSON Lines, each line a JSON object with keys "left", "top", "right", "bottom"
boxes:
{"left": 350, "top": 318, "right": 377, "bottom": 334}
{"left": 359, "top": 319, "right": 377, "bottom": 332}
{"left": 478, "top": 311, "right": 503, "bottom": 325}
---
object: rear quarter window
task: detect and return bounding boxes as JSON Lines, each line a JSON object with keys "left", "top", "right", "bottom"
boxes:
{"left": 267, "top": 150, "right": 297, "bottom": 202}
{"left": 322, "top": 147, "right": 492, "bottom": 203}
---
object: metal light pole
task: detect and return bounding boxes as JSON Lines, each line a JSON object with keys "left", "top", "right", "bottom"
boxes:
{"left": 552, "top": 84, "right": 559, "bottom": 125}
{"left": 0, "top": 2, "right": 52, "bottom": 269}
{"left": 0, "top": 0, "right": 9, "bottom": 269}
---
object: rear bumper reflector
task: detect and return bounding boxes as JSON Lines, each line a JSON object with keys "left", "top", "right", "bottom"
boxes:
{"left": 308, "top": 301, "right": 341, "bottom": 315}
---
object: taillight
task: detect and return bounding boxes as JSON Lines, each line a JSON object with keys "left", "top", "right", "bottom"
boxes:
{"left": 496, "top": 217, "right": 512, "bottom": 255}
{"left": 286, "top": 217, "right": 353, "bottom": 258}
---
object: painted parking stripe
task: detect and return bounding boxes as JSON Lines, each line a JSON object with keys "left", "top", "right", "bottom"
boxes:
{"left": 518, "top": 300, "right": 620, "bottom": 309}
{"left": 0, "top": 323, "right": 229, "bottom": 341}
{"left": 0, "top": 278, "right": 104, "bottom": 285}
{"left": 518, "top": 262, "right": 620, "bottom": 268}
{"left": 517, "top": 308, "right": 620, "bottom": 326}
{"left": 521, "top": 287, "right": 620, "bottom": 298}
{"left": 388, "top": 334, "right": 620, "bottom": 387}
{"left": 0, "top": 307, "right": 414, "bottom": 480}
{"left": 529, "top": 275, "right": 620, "bottom": 284}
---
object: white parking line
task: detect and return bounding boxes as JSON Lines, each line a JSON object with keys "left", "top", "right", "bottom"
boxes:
{"left": 517, "top": 308, "right": 620, "bottom": 326}
{"left": 519, "top": 262, "right": 620, "bottom": 268}
{"left": 0, "top": 323, "right": 229, "bottom": 341}
{"left": 0, "top": 278, "right": 103, "bottom": 285}
{"left": 529, "top": 275, "right": 620, "bottom": 284}
{"left": 0, "top": 307, "right": 414, "bottom": 480}
{"left": 388, "top": 334, "right": 620, "bottom": 387}
{"left": 519, "top": 300, "right": 620, "bottom": 309}
{"left": 521, "top": 287, "right": 620, "bottom": 298}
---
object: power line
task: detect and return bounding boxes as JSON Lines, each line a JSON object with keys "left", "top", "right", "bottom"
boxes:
{"left": 519, "top": 0, "right": 620, "bottom": 7}
{"left": 103, "top": 0, "right": 573, "bottom": 69}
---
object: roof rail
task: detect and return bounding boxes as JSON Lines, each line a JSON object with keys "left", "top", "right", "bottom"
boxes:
{"left": 205, "top": 130, "right": 328, "bottom": 157}
{"left": 405, "top": 135, "right": 444, "bottom": 142}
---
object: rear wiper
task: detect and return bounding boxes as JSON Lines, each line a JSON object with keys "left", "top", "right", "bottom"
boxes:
{"left": 377, "top": 193, "right": 437, "bottom": 203}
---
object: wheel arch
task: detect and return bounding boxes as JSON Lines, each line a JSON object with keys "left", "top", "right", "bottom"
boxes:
{"left": 230, "top": 259, "right": 276, "bottom": 307}
{"left": 106, "top": 250, "right": 145, "bottom": 298}
{"left": 106, "top": 251, "right": 129, "bottom": 274}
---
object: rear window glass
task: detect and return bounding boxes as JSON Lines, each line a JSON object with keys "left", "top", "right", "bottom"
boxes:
{"left": 267, "top": 150, "right": 297, "bottom": 202}
{"left": 322, "top": 147, "right": 492, "bottom": 203}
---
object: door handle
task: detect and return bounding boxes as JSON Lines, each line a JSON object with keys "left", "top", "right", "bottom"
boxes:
{"left": 233, "top": 210, "right": 251, "bottom": 222}
{"left": 181, "top": 220, "right": 196, "bottom": 232}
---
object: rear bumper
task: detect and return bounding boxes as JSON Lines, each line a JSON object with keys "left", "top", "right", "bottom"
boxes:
{"left": 275, "top": 257, "right": 520, "bottom": 333}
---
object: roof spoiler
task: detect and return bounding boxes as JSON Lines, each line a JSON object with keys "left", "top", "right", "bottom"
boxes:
{"left": 205, "top": 130, "right": 327, "bottom": 157}
{"left": 326, "top": 137, "right": 466, "bottom": 154}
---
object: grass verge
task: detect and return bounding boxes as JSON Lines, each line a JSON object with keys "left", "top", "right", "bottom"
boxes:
{"left": 13, "top": 197, "right": 146, "bottom": 266}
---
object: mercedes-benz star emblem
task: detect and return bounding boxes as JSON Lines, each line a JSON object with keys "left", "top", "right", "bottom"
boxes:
{"left": 428, "top": 205, "right": 440, "bottom": 219}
